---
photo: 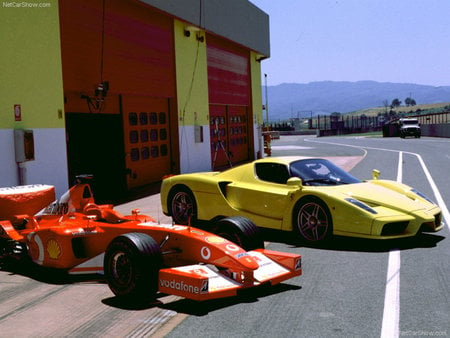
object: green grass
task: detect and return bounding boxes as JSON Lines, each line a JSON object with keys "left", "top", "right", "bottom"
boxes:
{"left": 346, "top": 102, "right": 450, "bottom": 117}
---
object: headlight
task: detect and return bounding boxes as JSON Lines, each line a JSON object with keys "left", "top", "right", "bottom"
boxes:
{"left": 411, "top": 189, "right": 435, "bottom": 204}
{"left": 345, "top": 198, "right": 377, "bottom": 214}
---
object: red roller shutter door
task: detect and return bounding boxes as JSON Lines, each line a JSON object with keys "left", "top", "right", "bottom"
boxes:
{"left": 122, "top": 96, "right": 172, "bottom": 188}
{"left": 207, "top": 38, "right": 251, "bottom": 169}
{"left": 60, "top": 0, "right": 176, "bottom": 191}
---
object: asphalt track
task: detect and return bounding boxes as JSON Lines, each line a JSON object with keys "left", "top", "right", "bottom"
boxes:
{"left": 0, "top": 135, "right": 449, "bottom": 337}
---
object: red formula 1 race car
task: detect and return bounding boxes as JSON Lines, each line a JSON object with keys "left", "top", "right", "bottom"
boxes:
{"left": 0, "top": 180, "right": 301, "bottom": 302}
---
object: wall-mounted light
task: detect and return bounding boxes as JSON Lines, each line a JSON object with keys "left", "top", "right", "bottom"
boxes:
{"left": 81, "top": 81, "right": 109, "bottom": 113}
{"left": 184, "top": 25, "right": 204, "bottom": 42}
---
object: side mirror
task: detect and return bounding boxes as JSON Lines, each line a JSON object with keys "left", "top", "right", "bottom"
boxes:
{"left": 287, "top": 177, "right": 303, "bottom": 188}
{"left": 372, "top": 169, "right": 380, "bottom": 180}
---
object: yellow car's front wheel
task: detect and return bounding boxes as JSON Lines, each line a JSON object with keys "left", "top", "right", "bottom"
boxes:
{"left": 294, "top": 196, "right": 333, "bottom": 243}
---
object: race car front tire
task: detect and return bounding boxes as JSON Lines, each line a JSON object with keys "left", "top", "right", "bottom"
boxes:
{"left": 213, "top": 216, "right": 264, "bottom": 251}
{"left": 104, "top": 232, "right": 162, "bottom": 301}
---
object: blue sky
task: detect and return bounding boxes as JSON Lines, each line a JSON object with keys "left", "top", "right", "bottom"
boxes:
{"left": 250, "top": 0, "right": 450, "bottom": 87}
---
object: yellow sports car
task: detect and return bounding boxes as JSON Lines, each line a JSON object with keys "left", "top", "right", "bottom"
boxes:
{"left": 160, "top": 157, "right": 443, "bottom": 242}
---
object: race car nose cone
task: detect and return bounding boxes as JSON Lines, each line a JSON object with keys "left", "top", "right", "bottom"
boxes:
{"left": 237, "top": 254, "right": 259, "bottom": 270}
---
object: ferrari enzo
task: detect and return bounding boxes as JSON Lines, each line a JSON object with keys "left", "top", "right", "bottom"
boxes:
{"left": 160, "top": 156, "right": 443, "bottom": 242}
{"left": 0, "top": 180, "right": 301, "bottom": 302}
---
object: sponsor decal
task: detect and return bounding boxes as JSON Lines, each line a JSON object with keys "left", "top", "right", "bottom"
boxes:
{"left": 190, "top": 229, "right": 204, "bottom": 236}
{"left": 200, "top": 246, "right": 211, "bottom": 260}
{"left": 205, "top": 236, "right": 225, "bottom": 244}
{"left": 71, "top": 230, "right": 97, "bottom": 236}
{"left": 46, "top": 239, "right": 61, "bottom": 259}
{"left": 142, "top": 223, "right": 185, "bottom": 230}
{"left": 159, "top": 279, "right": 200, "bottom": 294}
{"left": 42, "top": 202, "right": 68, "bottom": 215}
{"left": 226, "top": 244, "right": 239, "bottom": 251}
{"left": 201, "top": 280, "right": 209, "bottom": 294}
{"left": 235, "top": 252, "right": 249, "bottom": 259}
{"left": 193, "top": 268, "right": 209, "bottom": 277}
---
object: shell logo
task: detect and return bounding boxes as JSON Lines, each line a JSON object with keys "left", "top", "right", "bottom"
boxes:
{"left": 46, "top": 239, "right": 62, "bottom": 259}
{"left": 205, "top": 236, "right": 225, "bottom": 244}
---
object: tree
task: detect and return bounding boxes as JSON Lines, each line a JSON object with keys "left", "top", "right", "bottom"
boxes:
{"left": 405, "top": 97, "right": 416, "bottom": 106}
{"left": 391, "top": 98, "right": 401, "bottom": 108}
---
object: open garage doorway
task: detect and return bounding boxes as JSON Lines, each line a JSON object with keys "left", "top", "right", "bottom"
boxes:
{"left": 65, "top": 113, "right": 126, "bottom": 203}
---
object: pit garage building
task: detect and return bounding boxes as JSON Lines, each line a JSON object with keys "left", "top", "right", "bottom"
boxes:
{"left": 0, "top": 0, "right": 269, "bottom": 201}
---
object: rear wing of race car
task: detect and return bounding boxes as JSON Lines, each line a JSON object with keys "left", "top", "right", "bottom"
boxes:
{"left": 158, "top": 249, "right": 301, "bottom": 301}
{"left": 0, "top": 185, "right": 55, "bottom": 221}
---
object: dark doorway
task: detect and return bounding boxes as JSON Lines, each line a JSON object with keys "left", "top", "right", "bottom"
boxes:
{"left": 66, "top": 113, "right": 126, "bottom": 203}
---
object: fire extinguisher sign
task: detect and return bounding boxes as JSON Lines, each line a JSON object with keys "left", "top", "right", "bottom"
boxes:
{"left": 14, "top": 104, "right": 21, "bottom": 121}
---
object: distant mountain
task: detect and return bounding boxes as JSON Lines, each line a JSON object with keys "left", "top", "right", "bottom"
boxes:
{"left": 263, "top": 81, "right": 450, "bottom": 121}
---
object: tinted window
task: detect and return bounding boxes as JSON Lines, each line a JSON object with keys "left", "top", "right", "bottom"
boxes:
{"left": 255, "top": 163, "right": 290, "bottom": 184}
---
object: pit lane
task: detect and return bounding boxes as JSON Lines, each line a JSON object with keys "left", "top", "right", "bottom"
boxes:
{"left": 0, "top": 135, "right": 449, "bottom": 337}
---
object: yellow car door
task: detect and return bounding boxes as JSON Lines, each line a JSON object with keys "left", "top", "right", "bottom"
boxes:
{"left": 225, "top": 162, "right": 296, "bottom": 222}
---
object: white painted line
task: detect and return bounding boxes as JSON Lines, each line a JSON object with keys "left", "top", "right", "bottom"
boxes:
{"left": 306, "top": 139, "right": 450, "bottom": 336}
{"left": 407, "top": 151, "right": 450, "bottom": 230}
{"left": 271, "top": 145, "right": 313, "bottom": 150}
{"left": 381, "top": 151, "right": 403, "bottom": 338}
{"left": 397, "top": 151, "right": 403, "bottom": 183}
{"left": 381, "top": 249, "right": 401, "bottom": 338}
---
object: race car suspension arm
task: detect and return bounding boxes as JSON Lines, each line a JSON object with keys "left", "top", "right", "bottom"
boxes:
{"left": 159, "top": 234, "right": 182, "bottom": 255}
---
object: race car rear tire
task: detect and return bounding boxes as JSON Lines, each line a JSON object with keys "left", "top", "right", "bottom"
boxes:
{"left": 168, "top": 186, "right": 197, "bottom": 225}
{"left": 104, "top": 232, "right": 162, "bottom": 301}
{"left": 213, "top": 216, "right": 264, "bottom": 251}
{"left": 294, "top": 196, "right": 333, "bottom": 243}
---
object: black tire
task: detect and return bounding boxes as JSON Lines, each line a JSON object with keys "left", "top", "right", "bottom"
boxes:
{"left": 104, "top": 233, "right": 162, "bottom": 301}
{"left": 168, "top": 186, "right": 197, "bottom": 225}
{"left": 0, "top": 238, "right": 28, "bottom": 269}
{"left": 293, "top": 196, "right": 333, "bottom": 243}
{"left": 213, "top": 216, "right": 264, "bottom": 251}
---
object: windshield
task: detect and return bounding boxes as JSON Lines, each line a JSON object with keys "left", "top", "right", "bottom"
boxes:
{"left": 289, "top": 159, "right": 361, "bottom": 186}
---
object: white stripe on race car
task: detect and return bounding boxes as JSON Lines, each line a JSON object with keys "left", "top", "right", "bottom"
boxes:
{"left": 27, "top": 232, "right": 44, "bottom": 265}
{"left": 248, "top": 251, "right": 290, "bottom": 282}
{"left": 167, "top": 265, "right": 240, "bottom": 292}
{"left": 68, "top": 253, "right": 105, "bottom": 275}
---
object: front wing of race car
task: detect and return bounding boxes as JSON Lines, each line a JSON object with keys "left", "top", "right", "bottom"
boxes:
{"left": 158, "top": 249, "right": 301, "bottom": 301}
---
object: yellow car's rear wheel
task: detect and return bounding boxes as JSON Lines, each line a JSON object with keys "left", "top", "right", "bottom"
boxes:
{"left": 294, "top": 196, "right": 333, "bottom": 243}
